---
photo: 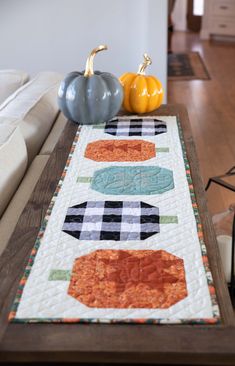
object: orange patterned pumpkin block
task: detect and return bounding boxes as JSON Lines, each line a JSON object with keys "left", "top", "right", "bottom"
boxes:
{"left": 68, "top": 249, "right": 187, "bottom": 308}
{"left": 85, "top": 140, "right": 156, "bottom": 161}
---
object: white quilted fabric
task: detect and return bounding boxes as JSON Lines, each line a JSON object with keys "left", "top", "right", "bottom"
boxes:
{"left": 13, "top": 116, "right": 220, "bottom": 323}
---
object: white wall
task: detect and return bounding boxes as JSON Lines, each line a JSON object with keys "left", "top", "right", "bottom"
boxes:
{"left": 172, "top": 0, "right": 187, "bottom": 31}
{"left": 0, "top": 0, "right": 167, "bottom": 95}
{"left": 145, "top": 0, "right": 168, "bottom": 98}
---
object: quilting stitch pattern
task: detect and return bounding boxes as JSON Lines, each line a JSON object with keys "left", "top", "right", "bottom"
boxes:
{"left": 85, "top": 139, "right": 156, "bottom": 162}
{"left": 68, "top": 249, "right": 188, "bottom": 308}
{"left": 9, "top": 116, "right": 220, "bottom": 324}
{"left": 62, "top": 201, "right": 160, "bottom": 241}
{"left": 105, "top": 118, "right": 167, "bottom": 136}
{"left": 91, "top": 166, "right": 174, "bottom": 195}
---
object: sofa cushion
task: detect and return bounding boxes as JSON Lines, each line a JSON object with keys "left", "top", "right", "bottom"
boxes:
{"left": 0, "top": 69, "right": 29, "bottom": 105}
{"left": 0, "top": 119, "right": 28, "bottom": 217}
{"left": 0, "top": 72, "right": 63, "bottom": 163}
{"left": 0, "top": 154, "right": 50, "bottom": 255}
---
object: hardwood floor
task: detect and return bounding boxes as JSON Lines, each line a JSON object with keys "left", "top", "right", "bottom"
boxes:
{"left": 168, "top": 31, "right": 235, "bottom": 216}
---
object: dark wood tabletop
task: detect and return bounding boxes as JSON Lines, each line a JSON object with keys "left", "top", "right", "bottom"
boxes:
{"left": 0, "top": 105, "right": 234, "bottom": 365}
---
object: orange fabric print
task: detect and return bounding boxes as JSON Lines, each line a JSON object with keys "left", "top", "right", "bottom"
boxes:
{"left": 68, "top": 249, "right": 187, "bottom": 308}
{"left": 85, "top": 140, "right": 155, "bottom": 161}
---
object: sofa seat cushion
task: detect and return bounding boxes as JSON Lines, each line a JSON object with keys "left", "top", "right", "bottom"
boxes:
{"left": 0, "top": 72, "right": 63, "bottom": 163}
{"left": 0, "top": 118, "right": 28, "bottom": 217}
{"left": 0, "top": 154, "right": 50, "bottom": 256}
{"left": 0, "top": 69, "right": 29, "bottom": 105}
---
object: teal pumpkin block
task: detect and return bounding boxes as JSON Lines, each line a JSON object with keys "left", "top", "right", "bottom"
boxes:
{"left": 91, "top": 166, "right": 174, "bottom": 195}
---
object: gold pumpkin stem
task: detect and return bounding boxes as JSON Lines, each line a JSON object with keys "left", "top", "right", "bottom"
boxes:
{"left": 137, "top": 53, "right": 152, "bottom": 75}
{"left": 84, "top": 45, "right": 108, "bottom": 77}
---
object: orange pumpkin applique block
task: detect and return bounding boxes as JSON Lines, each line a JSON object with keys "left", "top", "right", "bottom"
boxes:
{"left": 68, "top": 249, "right": 187, "bottom": 308}
{"left": 85, "top": 139, "right": 155, "bottom": 162}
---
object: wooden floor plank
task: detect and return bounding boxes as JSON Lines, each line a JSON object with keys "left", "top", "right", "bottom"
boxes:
{"left": 168, "top": 31, "right": 235, "bottom": 215}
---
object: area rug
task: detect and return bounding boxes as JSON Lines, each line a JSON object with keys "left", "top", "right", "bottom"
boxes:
{"left": 168, "top": 52, "right": 210, "bottom": 80}
{"left": 9, "top": 116, "right": 220, "bottom": 324}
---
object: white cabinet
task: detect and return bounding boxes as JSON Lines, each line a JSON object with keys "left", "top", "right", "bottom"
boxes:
{"left": 201, "top": 0, "right": 235, "bottom": 39}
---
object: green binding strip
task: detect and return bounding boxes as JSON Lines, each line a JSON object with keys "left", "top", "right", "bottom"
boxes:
{"left": 156, "top": 147, "right": 169, "bottom": 153}
{"left": 160, "top": 216, "right": 178, "bottom": 224}
{"left": 49, "top": 270, "right": 71, "bottom": 281}
{"left": 93, "top": 124, "right": 105, "bottom": 129}
{"left": 77, "top": 177, "right": 92, "bottom": 183}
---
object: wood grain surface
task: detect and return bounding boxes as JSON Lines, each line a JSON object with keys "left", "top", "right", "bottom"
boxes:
{"left": 168, "top": 31, "right": 235, "bottom": 216}
{"left": 0, "top": 105, "right": 234, "bottom": 365}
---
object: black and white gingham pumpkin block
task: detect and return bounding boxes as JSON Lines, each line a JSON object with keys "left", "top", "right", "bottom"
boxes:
{"left": 104, "top": 118, "right": 167, "bottom": 137}
{"left": 62, "top": 201, "right": 177, "bottom": 241}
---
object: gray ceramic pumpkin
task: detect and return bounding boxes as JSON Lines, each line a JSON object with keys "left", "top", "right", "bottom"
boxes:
{"left": 58, "top": 45, "right": 123, "bottom": 125}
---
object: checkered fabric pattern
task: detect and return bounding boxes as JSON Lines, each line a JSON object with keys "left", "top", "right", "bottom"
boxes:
{"left": 62, "top": 201, "right": 160, "bottom": 241}
{"left": 105, "top": 118, "right": 167, "bottom": 136}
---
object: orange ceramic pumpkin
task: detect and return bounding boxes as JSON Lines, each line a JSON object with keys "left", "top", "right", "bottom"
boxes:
{"left": 119, "top": 54, "right": 164, "bottom": 114}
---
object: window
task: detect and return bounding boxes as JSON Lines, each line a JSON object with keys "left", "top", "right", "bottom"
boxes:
{"left": 193, "top": 0, "right": 204, "bottom": 16}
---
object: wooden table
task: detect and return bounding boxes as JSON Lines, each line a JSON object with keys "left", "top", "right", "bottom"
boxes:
{"left": 0, "top": 105, "right": 234, "bottom": 365}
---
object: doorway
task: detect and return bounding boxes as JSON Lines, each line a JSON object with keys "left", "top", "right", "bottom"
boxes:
{"left": 187, "top": 0, "right": 204, "bottom": 32}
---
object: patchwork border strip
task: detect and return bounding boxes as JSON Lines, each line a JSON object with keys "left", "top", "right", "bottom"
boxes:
{"left": 9, "top": 116, "right": 220, "bottom": 325}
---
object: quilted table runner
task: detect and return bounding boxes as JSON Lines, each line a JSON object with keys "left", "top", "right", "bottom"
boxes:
{"left": 10, "top": 116, "right": 220, "bottom": 324}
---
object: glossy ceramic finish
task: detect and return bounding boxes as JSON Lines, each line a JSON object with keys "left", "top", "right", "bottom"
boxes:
{"left": 58, "top": 71, "right": 123, "bottom": 125}
{"left": 119, "top": 73, "right": 164, "bottom": 114}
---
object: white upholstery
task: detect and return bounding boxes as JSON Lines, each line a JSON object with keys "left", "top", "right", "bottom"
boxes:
{"left": 0, "top": 119, "right": 28, "bottom": 217}
{"left": 217, "top": 235, "right": 233, "bottom": 283}
{"left": 0, "top": 69, "right": 29, "bottom": 105}
{"left": 0, "top": 118, "right": 18, "bottom": 144}
{"left": 0, "top": 72, "right": 63, "bottom": 163}
{"left": 0, "top": 154, "right": 50, "bottom": 255}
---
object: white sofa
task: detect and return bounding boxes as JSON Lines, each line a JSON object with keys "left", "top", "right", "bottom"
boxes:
{"left": 0, "top": 71, "right": 67, "bottom": 255}
{"left": 0, "top": 69, "right": 29, "bottom": 105}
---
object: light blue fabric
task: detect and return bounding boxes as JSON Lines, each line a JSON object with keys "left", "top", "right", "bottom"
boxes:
{"left": 91, "top": 166, "right": 174, "bottom": 195}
